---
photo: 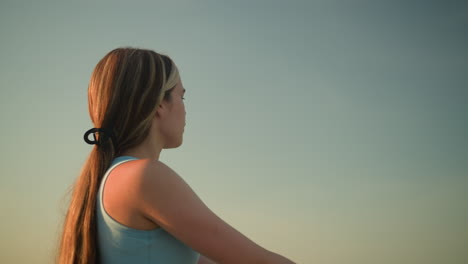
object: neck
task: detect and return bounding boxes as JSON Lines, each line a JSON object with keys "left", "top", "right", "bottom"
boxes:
{"left": 120, "top": 148, "right": 161, "bottom": 161}
{"left": 120, "top": 132, "right": 164, "bottom": 161}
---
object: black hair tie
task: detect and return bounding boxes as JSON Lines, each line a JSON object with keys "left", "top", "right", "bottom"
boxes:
{"left": 83, "top": 128, "right": 116, "bottom": 146}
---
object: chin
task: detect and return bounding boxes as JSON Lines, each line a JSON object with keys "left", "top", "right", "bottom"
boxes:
{"left": 164, "top": 140, "right": 183, "bottom": 149}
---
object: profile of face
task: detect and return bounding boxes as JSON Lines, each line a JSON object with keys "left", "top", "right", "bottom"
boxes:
{"left": 156, "top": 77, "right": 186, "bottom": 149}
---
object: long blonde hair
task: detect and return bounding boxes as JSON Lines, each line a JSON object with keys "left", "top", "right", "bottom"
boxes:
{"left": 56, "top": 47, "right": 179, "bottom": 264}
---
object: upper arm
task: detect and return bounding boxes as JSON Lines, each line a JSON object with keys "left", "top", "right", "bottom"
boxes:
{"left": 134, "top": 160, "right": 270, "bottom": 264}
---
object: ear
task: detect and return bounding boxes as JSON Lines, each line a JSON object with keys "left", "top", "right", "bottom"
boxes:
{"left": 155, "top": 100, "right": 169, "bottom": 119}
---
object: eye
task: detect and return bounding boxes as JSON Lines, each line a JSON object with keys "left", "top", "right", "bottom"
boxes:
{"left": 182, "top": 97, "right": 185, "bottom": 100}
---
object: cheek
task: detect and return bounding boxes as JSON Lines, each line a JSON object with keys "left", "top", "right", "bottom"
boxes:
{"left": 181, "top": 103, "right": 186, "bottom": 115}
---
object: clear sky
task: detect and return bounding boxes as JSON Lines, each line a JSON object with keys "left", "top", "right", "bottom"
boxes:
{"left": 0, "top": 0, "right": 467, "bottom": 263}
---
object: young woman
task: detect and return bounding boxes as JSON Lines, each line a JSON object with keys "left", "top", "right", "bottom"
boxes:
{"left": 56, "top": 47, "right": 295, "bottom": 264}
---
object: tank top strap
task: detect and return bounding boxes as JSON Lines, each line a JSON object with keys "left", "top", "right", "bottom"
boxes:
{"left": 97, "top": 155, "right": 140, "bottom": 229}
{"left": 110, "top": 155, "right": 139, "bottom": 167}
{"left": 95, "top": 155, "right": 201, "bottom": 263}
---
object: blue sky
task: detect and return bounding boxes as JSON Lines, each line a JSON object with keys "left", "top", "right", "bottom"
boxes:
{"left": 0, "top": 1, "right": 467, "bottom": 263}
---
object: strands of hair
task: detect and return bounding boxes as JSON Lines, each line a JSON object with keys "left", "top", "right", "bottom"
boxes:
{"left": 55, "top": 48, "right": 176, "bottom": 264}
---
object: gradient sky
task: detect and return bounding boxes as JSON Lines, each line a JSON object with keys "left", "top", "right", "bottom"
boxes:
{"left": 1, "top": 1, "right": 467, "bottom": 263}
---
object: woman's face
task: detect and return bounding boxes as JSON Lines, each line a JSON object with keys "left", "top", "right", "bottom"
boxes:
{"left": 158, "top": 77, "right": 186, "bottom": 148}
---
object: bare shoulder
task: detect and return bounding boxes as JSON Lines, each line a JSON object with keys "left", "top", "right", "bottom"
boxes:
{"left": 132, "top": 159, "right": 186, "bottom": 188}
{"left": 102, "top": 159, "right": 175, "bottom": 230}
{"left": 124, "top": 158, "right": 208, "bottom": 213}
{"left": 104, "top": 158, "right": 175, "bottom": 208}
{"left": 110, "top": 159, "right": 174, "bottom": 186}
{"left": 105, "top": 158, "right": 181, "bottom": 209}
{"left": 109, "top": 159, "right": 294, "bottom": 263}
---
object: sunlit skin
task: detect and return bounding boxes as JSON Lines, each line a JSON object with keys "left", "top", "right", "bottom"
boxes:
{"left": 101, "top": 75, "right": 292, "bottom": 263}
{"left": 103, "top": 78, "right": 187, "bottom": 230}
{"left": 102, "top": 78, "right": 219, "bottom": 263}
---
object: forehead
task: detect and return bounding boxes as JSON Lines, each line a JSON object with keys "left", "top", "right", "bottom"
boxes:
{"left": 175, "top": 80, "right": 185, "bottom": 93}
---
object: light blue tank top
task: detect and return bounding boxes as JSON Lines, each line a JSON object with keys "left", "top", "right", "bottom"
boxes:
{"left": 96, "top": 156, "right": 200, "bottom": 264}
